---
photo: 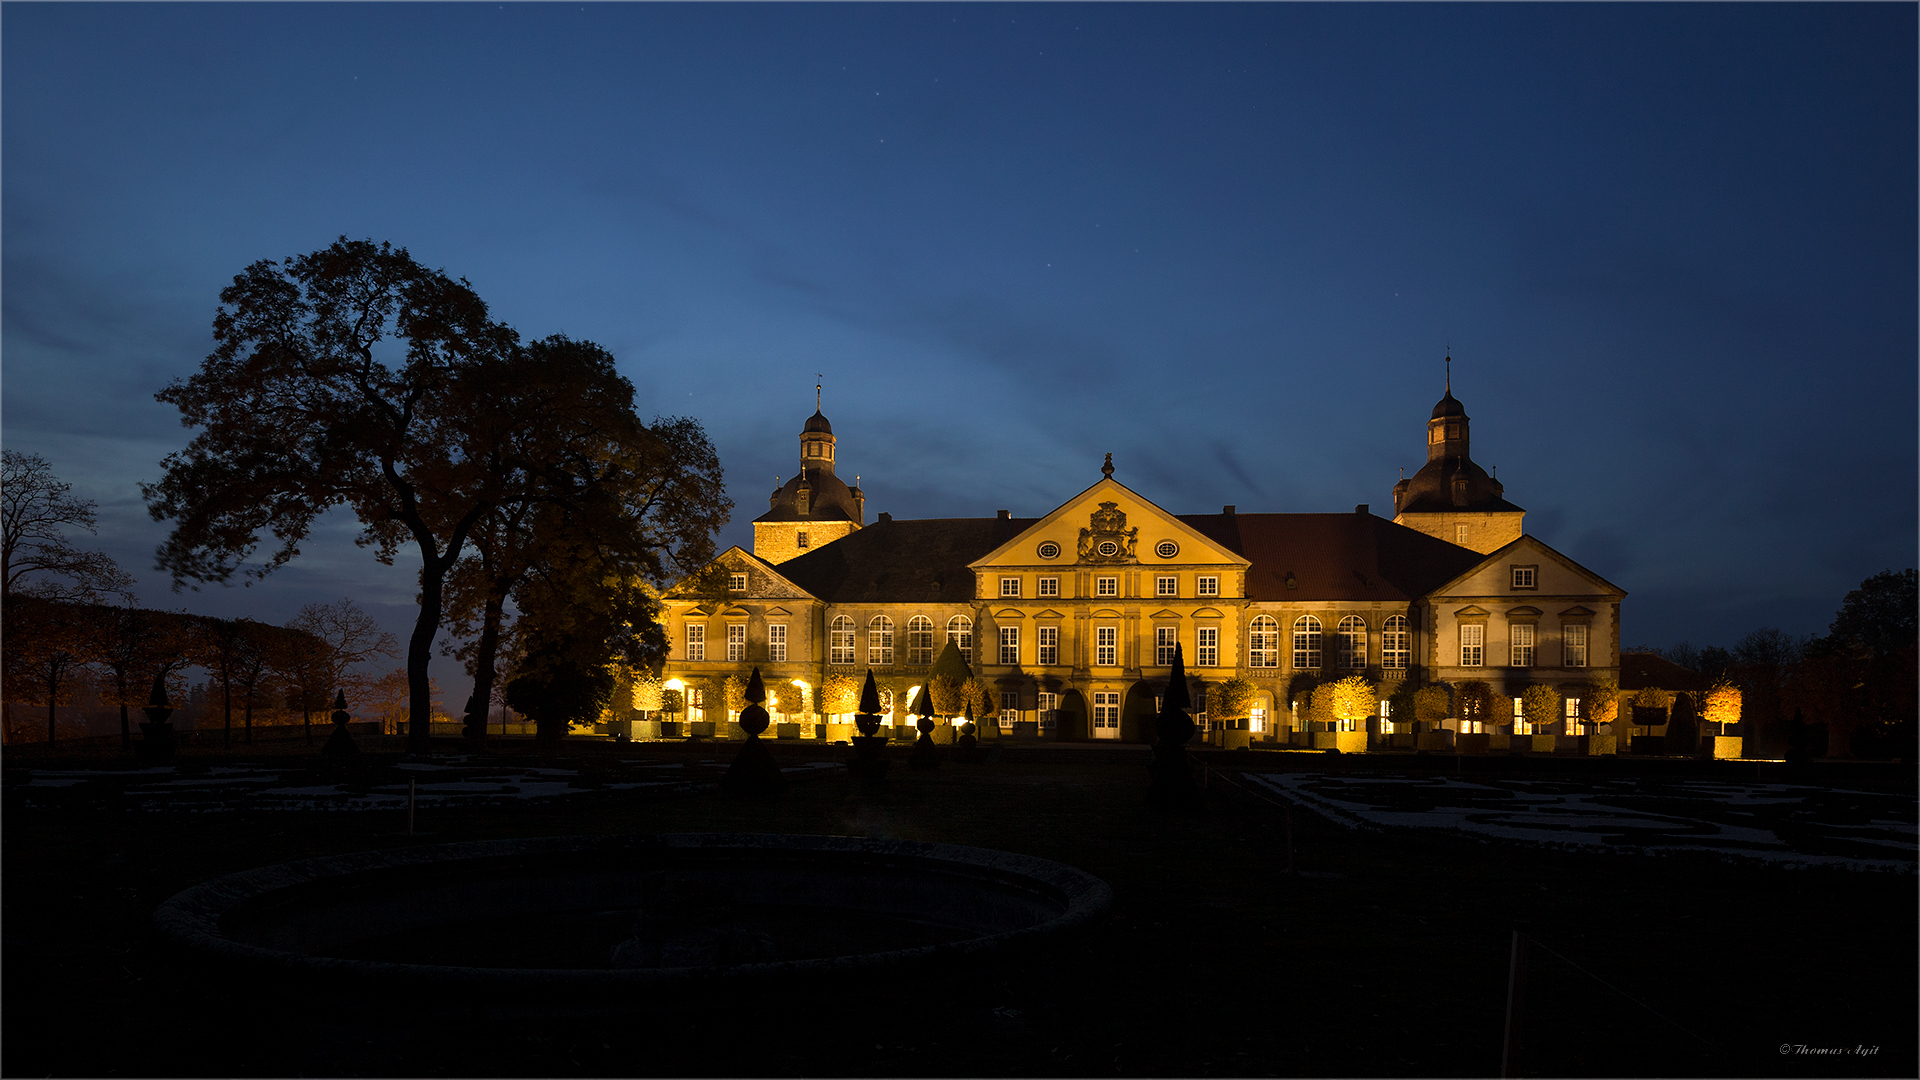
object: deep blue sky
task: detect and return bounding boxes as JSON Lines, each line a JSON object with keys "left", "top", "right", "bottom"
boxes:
{"left": 5, "top": 3, "right": 1914, "bottom": 704}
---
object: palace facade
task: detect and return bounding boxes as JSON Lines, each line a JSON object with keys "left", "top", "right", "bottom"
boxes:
{"left": 654, "top": 376, "right": 1625, "bottom": 749}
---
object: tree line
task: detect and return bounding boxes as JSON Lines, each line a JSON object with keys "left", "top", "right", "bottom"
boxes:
{"left": 1628, "top": 568, "right": 1917, "bottom": 758}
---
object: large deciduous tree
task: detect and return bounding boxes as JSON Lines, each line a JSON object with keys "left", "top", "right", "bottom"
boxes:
{"left": 145, "top": 239, "right": 523, "bottom": 751}
{"left": 444, "top": 337, "right": 728, "bottom": 742}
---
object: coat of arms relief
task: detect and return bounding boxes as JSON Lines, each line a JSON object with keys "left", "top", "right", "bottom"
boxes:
{"left": 1078, "top": 501, "right": 1138, "bottom": 562}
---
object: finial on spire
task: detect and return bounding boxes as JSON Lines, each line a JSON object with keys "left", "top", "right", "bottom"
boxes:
{"left": 1101, "top": 453, "right": 1114, "bottom": 479}
{"left": 1445, "top": 351, "right": 1451, "bottom": 394}
{"left": 815, "top": 374, "right": 823, "bottom": 412}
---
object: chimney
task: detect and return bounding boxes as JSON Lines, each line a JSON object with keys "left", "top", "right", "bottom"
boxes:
{"left": 1355, "top": 504, "right": 1369, "bottom": 515}
{"left": 1222, "top": 504, "right": 1236, "bottom": 516}
{"left": 877, "top": 512, "right": 892, "bottom": 523}
{"left": 996, "top": 509, "right": 1011, "bottom": 520}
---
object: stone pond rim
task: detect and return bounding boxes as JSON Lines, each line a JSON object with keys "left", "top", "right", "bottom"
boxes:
{"left": 152, "top": 833, "right": 1113, "bottom": 1016}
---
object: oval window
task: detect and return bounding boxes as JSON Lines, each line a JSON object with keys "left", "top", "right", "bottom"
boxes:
{"left": 1155, "top": 540, "right": 1179, "bottom": 559}
{"left": 1097, "top": 540, "right": 1120, "bottom": 557}
{"left": 1037, "top": 541, "right": 1060, "bottom": 559}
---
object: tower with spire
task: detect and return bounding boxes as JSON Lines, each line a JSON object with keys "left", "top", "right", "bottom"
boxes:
{"left": 1391, "top": 356, "right": 1525, "bottom": 553}
{"left": 752, "top": 383, "right": 866, "bottom": 562}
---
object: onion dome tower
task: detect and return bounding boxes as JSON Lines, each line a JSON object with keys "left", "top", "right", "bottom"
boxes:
{"left": 752, "top": 385, "right": 865, "bottom": 562}
{"left": 1391, "top": 357, "right": 1524, "bottom": 554}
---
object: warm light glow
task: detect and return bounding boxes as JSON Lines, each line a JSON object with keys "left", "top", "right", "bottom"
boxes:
{"left": 663, "top": 678, "right": 685, "bottom": 691}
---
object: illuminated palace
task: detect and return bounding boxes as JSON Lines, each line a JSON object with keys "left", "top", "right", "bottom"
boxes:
{"left": 654, "top": 375, "right": 1625, "bottom": 749}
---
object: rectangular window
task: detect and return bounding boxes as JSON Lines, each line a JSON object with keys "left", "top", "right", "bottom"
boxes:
{"left": 1000, "top": 576, "right": 1022, "bottom": 598}
{"left": 1249, "top": 619, "right": 1277, "bottom": 668}
{"left": 1460, "top": 624, "right": 1484, "bottom": 667}
{"left": 688, "top": 687, "right": 705, "bottom": 722}
{"left": 1563, "top": 624, "right": 1589, "bottom": 668}
{"left": 726, "top": 623, "right": 746, "bottom": 662}
{"left": 1511, "top": 624, "right": 1535, "bottom": 667}
{"left": 768, "top": 624, "right": 787, "bottom": 663}
{"left": 1156, "top": 576, "right": 1177, "bottom": 597}
{"left": 1093, "top": 691, "right": 1120, "bottom": 729}
{"left": 1096, "top": 576, "right": 1118, "bottom": 597}
{"left": 1196, "top": 626, "right": 1218, "bottom": 667}
{"left": 1456, "top": 524, "right": 1470, "bottom": 546}
{"left": 999, "top": 626, "right": 1019, "bottom": 665}
{"left": 1511, "top": 565, "right": 1537, "bottom": 590}
{"left": 1512, "top": 696, "right": 1527, "bottom": 735}
{"left": 949, "top": 620, "right": 972, "bottom": 663}
{"left": 1249, "top": 705, "right": 1266, "bottom": 734}
{"left": 868, "top": 620, "right": 893, "bottom": 666}
{"left": 830, "top": 621, "right": 855, "bottom": 666}
{"left": 796, "top": 532, "right": 809, "bottom": 550}
{"left": 728, "top": 572, "right": 747, "bottom": 592}
{"left": 1565, "top": 697, "right": 1581, "bottom": 720}
{"left": 1096, "top": 626, "right": 1118, "bottom": 667}
{"left": 1000, "top": 691, "right": 1019, "bottom": 731}
{"left": 1038, "top": 626, "right": 1059, "bottom": 666}
{"left": 1038, "top": 576, "right": 1059, "bottom": 597}
{"left": 1196, "top": 575, "right": 1219, "bottom": 597}
{"left": 1382, "top": 618, "right": 1409, "bottom": 670}
{"left": 1037, "top": 691, "right": 1059, "bottom": 734}
{"left": 1155, "top": 626, "right": 1176, "bottom": 666}
{"left": 686, "top": 624, "right": 706, "bottom": 662}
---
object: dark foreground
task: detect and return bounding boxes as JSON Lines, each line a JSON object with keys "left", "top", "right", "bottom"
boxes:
{"left": 3, "top": 738, "right": 1914, "bottom": 1078}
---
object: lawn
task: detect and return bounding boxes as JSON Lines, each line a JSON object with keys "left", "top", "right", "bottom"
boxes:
{"left": 3, "top": 738, "right": 1913, "bottom": 1078}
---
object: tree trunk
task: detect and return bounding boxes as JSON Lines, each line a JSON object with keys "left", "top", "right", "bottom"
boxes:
{"left": 47, "top": 698, "right": 57, "bottom": 745}
{"left": 244, "top": 696, "right": 254, "bottom": 744}
{"left": 407, "top": 554, "right": 454, "bottom": 755}
{"left": 223, "top": 676, "right": 233, "bottom": 749}
{"left": 120, "top": 702, "right": 131, "bottom": 750}
{"left": 462, "top": 593, "right": 506, "bottom": 743}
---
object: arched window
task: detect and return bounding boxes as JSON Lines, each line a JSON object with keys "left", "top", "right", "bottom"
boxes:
{"left": 947, "top": 615, "right": 973, "bottom": 662}
{"left": 868, "top": 615, "right": 894, "bottom": 665}
{"left": 1337, "top": 616, "right": 1367, "bottom": 668}
{"left": 1382, "top": 615, "right": 1409, "bottom": 670}
{"left": 1249, "top": 616, "right": 1278, "bottom": 668}
{"left": 1292, "top": 616, "right": 1322, "bottom": 670}
{"left": 829, "top": 616, "right": 854, "bottom": 666}
{"left": 906, "top": 616, "right": 934, "bottom": 665}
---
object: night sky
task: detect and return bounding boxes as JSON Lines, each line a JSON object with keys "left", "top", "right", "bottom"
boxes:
{"left": 5, "top": 4, "right": 1914, "bottom": 706}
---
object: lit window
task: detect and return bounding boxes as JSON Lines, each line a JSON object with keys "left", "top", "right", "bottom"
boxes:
{"left": 1196, "top": 626, "right": 1218, "bottom": 667}
{"left": 768, "top": 623, "right": 787, "bottom": 663}
{"left": 1093, "top": 691, "right": 1120, "bottom": 729}
{"left": 1096, "top": 626, "right": 1118, "bottom": 666}
{"left": 1000, "top": 691, "right": 1019, "bottom": 730}
{"left": 1249, "top": 616, "right": 1278, "bottom": 668}
{"left": 947, "top": 615, "right": 973, "bottom": 662}
{"left": 1563, "top": 624, "right": 1588, "bottom": 668}
{"left": 1460, "top": 624, "right": 1484, "bottom": 667}
{"left": 1337, "top": 616, "right": 1367, "bottom": 668}
{"left": 868, "top": 616, "right": 894, "bottom": 665}
{"left": 1038, "top": 625, "right": 1059, "bottom": 666}
{"left": 726, "top": 623, "right": 746, "bottom": 662}
{"left": 688, "top": 687, "right": 705, "bottom": 722}
{"left": 906, "top": 616, "right": 934, "bottom": 665}
{"left": 796, "top": 532, "right": 810, "bottom": 550}
{"left": 728, "top": 573, "right": 747, "bottom": 592}
{"left": 1512, "top": 695, "right": 1527, "bottom": 735}
{"left": 1511, "top": 624, "right": 1535, "bottom": 667}
{"left": 1565, "top": 697, "right": 1581, "bottom": 719}
{"left": 1156, "top": 576, "right": 1177, "bottom": 597}
{"left": 1511, "top": 566, "right": 1536, "bottom": 590}
{"left": 1038, "top": 576, "right": 1059, "bottom": 597}
{"left": 1000, "top": 576, "right": 1021, "bottom": 598}
{"left": 1293, "top": 616, "right": 1322, "bottom": 669}
{"left": 1037, "top": 691, "right": 1059, "bottom": 733}
{"left": 829, "top": 616, "right": 854, "bottom": 666}
{"left": 1197, "top": 576, "right": 1219, "bottom": 597}
{"left": 1249, "top": 705, "right": 1266, "bottom": 734}
{"left": 1155, "top": 626, "right": 1177, "bottom": 666}
{"left": 1382, "top": 615, "right": 1409, "bottom": 669}
{"left": 999, "top": 626, "right": 1020, "bottom": 665}
{"left": 1455, "top": 524, "right": 1470, "bottom": 546}
{"left": 686, "top": 624, "right": 706, "bottom": 662}
{"left": 1096, "top": 576, "right": 1118, "bottom": 597}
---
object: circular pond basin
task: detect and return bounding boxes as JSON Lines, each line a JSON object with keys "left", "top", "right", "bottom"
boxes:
{"left": 154, "top": 833, "right": 1112, "bottom": 1016}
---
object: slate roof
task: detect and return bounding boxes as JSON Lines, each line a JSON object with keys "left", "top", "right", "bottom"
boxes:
{"left": 1619, "top": 652, "right": 1713, "bottom": 693}
{"left": 755, "top": 466, "right": 861, "bottom": 523}
{"left": 775, "top": 516, "right": 1038, "bottom": 603}
{"left": 1395, "top": 456, "right": 1525, "bottom": 515}
{"left": 1180, "top": 511, "right": 1486, "bottom": 602}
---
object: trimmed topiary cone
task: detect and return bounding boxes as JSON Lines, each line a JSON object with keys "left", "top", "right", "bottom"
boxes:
{"left": 722, "top": 667, "right": 783, "bottom": 796}
{"left": 1147, "top": 644, "right": 1201, "bottom": 811}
